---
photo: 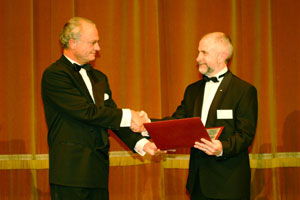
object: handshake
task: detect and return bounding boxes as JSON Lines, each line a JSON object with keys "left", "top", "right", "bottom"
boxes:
{"left": 129, "top": 110, "right": 165, "bottom": 156}
{"left": 130, "top": 110, "right": 150, "bottom": 133}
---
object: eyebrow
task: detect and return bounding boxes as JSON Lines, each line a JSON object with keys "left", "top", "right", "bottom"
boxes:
{"left": 199, "top": 50, "right": 208, "bottom": 54}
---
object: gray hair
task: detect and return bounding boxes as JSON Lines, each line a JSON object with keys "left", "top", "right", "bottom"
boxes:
{"left": 203, "top": 32, "right": 233, "bottom": 64}
{"left": 214, "top": 33, "right": 233, "bottom": 64}
{"left": 59, "top": 17, "right": 95, "bottom": 49}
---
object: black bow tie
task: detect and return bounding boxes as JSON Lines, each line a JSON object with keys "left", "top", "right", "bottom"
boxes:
{"left": 73, "top": 63, "right": 92, "bottom": 72}
{"left": 203, "top": 71, "right": 228, "bottom": 83}
{"left": 203, "top": 76, "right": 219, "bottom": 82}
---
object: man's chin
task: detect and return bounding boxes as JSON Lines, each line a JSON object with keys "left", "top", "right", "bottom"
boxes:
{"left": 87, "top": 56, "right": 96, "bottom": 62}
{"left": 198, "top": 67, "right": 208, "bottom": 75}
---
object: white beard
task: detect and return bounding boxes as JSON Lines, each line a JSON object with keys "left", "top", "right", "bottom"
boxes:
{"left": 198, "top": 63, "right": 213, "bottom": 75}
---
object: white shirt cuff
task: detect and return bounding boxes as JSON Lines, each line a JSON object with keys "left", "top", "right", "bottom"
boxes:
{"left": 141, "top": 118, "right": 151, "bottom": 136}
{"left": 120, "top": 109, "right": 131, "bottom": 127}
{"left": 134, "top": 138, "right": 149, "bottom": 156}
{"left": 216, "top": 150, "right": 223, "bottom": 157}
{"left": 141, "top": 130, "right": 150, "bottom": 137}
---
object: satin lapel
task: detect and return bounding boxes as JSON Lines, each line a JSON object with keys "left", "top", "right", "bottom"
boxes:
{"left": 88, "top": 70, "right": 105, "bottom": 106}
{"left": 206, "top": 71, "right": 232, "bottom": 126}
{"left": 69, "top": 69, "right": 95, "bottom": 102}
{"left": 193, "top": 80, "right": 206, "bottom": 117}
{"left": 59, "top": 56, "right": 94, "bottom": 103}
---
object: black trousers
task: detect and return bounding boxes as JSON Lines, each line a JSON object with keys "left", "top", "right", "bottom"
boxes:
{"left": 50, "top": 184, "right": 109, "bottom": 200}
{"left": 190, "top": 173, "right": 249, "bottom": 200}
{"left": 191, "top": 189, "right": 249, "bottom": 200}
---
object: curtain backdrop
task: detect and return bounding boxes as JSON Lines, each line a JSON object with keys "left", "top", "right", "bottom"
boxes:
{"left": 0, "top": 0, "right": 299, "bottom": 199}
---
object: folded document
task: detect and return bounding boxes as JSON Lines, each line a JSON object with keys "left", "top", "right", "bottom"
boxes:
{"left": 143, "top": 117, "right": 223, "bottom": 150}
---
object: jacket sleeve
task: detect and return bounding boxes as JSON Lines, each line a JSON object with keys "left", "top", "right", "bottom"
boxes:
{"left": 221, "top": 85, "right": 258, "bottom": 157}
{"left": 112, "top": 128, "right": 145, "bottom": 152}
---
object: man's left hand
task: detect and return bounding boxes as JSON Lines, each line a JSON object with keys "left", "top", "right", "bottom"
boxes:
{"left": 143, "top": 142, "right": 165, "bottom": 156}
{"left": 194, "top": 138, "right": 223, "bottom": 156}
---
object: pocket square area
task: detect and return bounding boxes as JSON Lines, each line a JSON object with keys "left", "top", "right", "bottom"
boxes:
{"left": 104, "top": 93, "right": 109, "bottom": 100}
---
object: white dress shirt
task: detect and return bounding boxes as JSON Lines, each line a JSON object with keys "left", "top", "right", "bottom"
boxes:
{"left": 201, "top": 67, "right": 228, "bottom": 126}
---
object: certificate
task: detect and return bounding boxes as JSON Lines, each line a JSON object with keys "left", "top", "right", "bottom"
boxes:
{"left": 206, "top": 126, "right": 224, "bottom": 140}
{"left": 143, "top": 117, "right": 223, "bottom": 150}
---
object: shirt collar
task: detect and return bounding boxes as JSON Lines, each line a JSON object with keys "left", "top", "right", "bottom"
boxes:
{"left": 64, "top": 54, "right": 81, "bottom": 65}
{"left": 214, "top": 67, "right": 228, "bottom": 79}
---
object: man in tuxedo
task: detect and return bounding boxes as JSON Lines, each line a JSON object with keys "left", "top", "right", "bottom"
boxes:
{"left": 159, "top": 32, "right": 258, "bottom": 199}
{"left": 41, "top": 17, "right": 157, "bottom": 200}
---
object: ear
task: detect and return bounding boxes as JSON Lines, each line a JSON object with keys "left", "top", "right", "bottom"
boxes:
{"left": 68, "top": 38, "right": 77, "bottom": 50}
{"left": 217, "top": 52, "right": 228, "bottom": 64}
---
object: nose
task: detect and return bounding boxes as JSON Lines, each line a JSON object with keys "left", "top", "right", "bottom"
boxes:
{"left": 95, "top": 42, "right": 100, "bottom": 51}
{"left": 196, "top": 52, "right": 202, "bottom": 63}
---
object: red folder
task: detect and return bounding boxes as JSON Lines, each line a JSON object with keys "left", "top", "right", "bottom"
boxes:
{"left": 144, "top": 117, "right": 223, "bottom": 150}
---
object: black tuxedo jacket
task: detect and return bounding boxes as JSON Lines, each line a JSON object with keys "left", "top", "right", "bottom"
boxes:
{"left": 170, "top": 71, "right": 258, "bottom": 199}
{"left": 41, "top": 55, "right": 144, "bottom": 189}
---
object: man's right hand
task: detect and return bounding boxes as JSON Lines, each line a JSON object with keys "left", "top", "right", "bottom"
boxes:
{"left": 130, "top": 110, "right": 150, "bottom": 132}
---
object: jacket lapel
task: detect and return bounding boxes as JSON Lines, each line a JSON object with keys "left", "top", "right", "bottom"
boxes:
{"left": 88, "top": 70, "right": 105, "bottom": 106}
{"left": 60, "top": 56, "right": 100, "bottom": 104}
{"left": 73, "top": 71, "right": 95, "bottom": 102}
{"left": 206, "top": 71, "right": 232, "bottom": 127}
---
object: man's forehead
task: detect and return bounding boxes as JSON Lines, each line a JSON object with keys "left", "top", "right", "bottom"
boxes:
{"left": 198, "top": 39, "right": 209, "bottom": 49}
{"left": 199, "top": 36, "right": 217, "bottom": 50}
{"left": 80, "top": 26, "right": 99, "bottom": 39}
